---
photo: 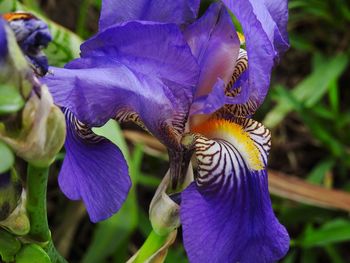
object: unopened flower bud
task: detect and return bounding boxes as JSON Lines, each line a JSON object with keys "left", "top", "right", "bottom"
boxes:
{"left": 0, "top": 169, "right": 22, "bottom": 221}
{"left": 0, "top": 190, "right": 30, "bottom": 236}
{"left": 150, "top": 166, "right": 194, "bottom": 236}
{"left": 149, "top": 171, "right": 180, "bottom": 236}
{"left": 0, "top": 169, "right": 30, "bottom": 236}
{"left": 0, "top": 85, "right": 66, "bottom": 167}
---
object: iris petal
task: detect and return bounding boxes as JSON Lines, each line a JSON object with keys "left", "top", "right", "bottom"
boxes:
{"left": 60, "top": 110, "right": 130, "bottom": 222}
{"left": 99, "top": 0, "right": 200, "bottom": 31}
{"left": 184, "top": 2, "right": 240, "bottom": 100}
{"left": 181, "top": 118, "right": 289, "bottom": 262}
{"left": 44, "top": 21, "right": 199, "bottom": 147}
{"left": 222, "top": 0, "right": 289, "bottom": 109}
{"left": 181, "top": 171, "right": 289, "bottom": 263}
{"left": 0, "top": 19, "right": 8, "bottom": 61}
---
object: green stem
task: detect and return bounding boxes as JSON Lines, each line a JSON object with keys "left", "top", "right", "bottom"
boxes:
{"left": 26, "top": 165, "right": 50, "bottom": 242}
{"left": 26, "top": 165, "right": 67, "bottom": 263}
{"left": 134, "top": 230, "right": 168, "bottom": 263}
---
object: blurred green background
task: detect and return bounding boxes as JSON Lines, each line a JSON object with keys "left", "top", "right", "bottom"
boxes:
{"left": 1, "top": 0, "right": 350, "bottom": 262}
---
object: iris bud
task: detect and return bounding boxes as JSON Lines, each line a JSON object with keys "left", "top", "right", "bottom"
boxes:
{"left": 0, "top": 169, "right": 22, "bottom": 221}
{"left": 0, "top": 169, "right": 30, "bottom": 236}
{"left": 149, "top": 171, "right": 180, "bottom": 236}
{"left": 149, "top": 167, "right": 193, "bottom": 236}
{"left": 0, "top": 85, "right": 66, "bottom": 167}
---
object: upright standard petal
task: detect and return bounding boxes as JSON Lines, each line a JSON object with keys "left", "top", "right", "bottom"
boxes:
{"left": 263, "top": 0, "right": 289, "bottom": 54}
{"left": 99, "top": 0, "right": 200, "bottom": 31}
{"left": 222, "top": 0, "right": 289, "bottom": 109}
{"left": 181, "top": 118, "right": 289, "bottom": 262}
{"left": 45, "top": 22, "right": 199, "bottom": 147}
{"left": 183, "top": 2, "right": 240, "bottom": 100}
{"left": 60, "top": 110, "right": 131, "bottom": 222}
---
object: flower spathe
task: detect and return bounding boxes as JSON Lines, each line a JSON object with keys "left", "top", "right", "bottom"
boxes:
{"left": 44, "top": 0, "right": 290, "bottom": 261}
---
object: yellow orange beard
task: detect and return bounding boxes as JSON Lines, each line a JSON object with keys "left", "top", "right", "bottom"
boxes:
{"left": 191, "top": 118, "right": 264, "bottom": 171}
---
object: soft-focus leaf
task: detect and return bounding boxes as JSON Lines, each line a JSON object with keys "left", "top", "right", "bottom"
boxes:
{"left": 0, "top": 140, "right": 14, "bottom": 173}
{"left": 264, "top": 53, "right": 348, "bottom": 128}
{"left": 0, "top": 85, "right": 24, "bottom": 115}
{"left": 299, "top": 219, "right": 350, "bottom": 247}
{"left": 307, "top": 159, "right": 335, "bottom": 185}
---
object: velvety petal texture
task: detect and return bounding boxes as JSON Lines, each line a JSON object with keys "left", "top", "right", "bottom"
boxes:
{"left": 99, "top": 0, "right": 200, "bottom": 31}
{"left": 182, "top": 118, "right": 289, "bottom": 262}
{"left": 60, "top": 110, "right": 130, "bottom": 222}
{"left": 44, "top": 21, "right": 199, "bottom": 146}
{"left": 222, "top": 0, "right": 289, "bottom": 108}
{"left": 181, "top": 171, "right": 289, "bottom": 263}
{"left": 184, "top": 2, "right": 240, "bottom": 101}
{"left": 0, "top": 19, "right": 8, "bottom": 61}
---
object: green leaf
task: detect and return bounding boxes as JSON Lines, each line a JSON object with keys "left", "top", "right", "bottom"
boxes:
{"left": 307, "top": 159, "right": 335, "bottom": 185}
{"left": 264, "top": 53, "right": 348, "bottom": 129}
{"left": 93, "top": 120, "right": 129, "bottom": 160}
{"left": 0, "top": 141, "right": 14, "bottom": 174}
{"left": 299, "top": 219, "right": 350, "bottom": 248}
{"left": 0, "top": 0, "right": 16, "bottom": 12}
{"left": 0, "top": 85, "right": 24, "bottom": 115}
{"left": 15, "top": 244, "right": 51, "bottom": 263}
{"left": 0, "top": 228, "right": 21, "bottom": 262}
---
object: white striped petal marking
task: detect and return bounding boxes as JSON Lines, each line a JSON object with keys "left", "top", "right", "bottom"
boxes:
{"left": 190, "top": 117, "right": 271, "bottom": 191}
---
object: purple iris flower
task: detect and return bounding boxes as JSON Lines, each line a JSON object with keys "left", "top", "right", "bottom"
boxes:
{"left": 44, "top": 0, "right": 290, "bottom": 261}
{"left": 0, "top": 19, "right": 8, "bottom": 62}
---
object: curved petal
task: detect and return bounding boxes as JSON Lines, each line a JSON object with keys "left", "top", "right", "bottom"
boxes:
{"left": 183, "top": 2, "right": 240, "bottom": 99}
{"left": 181, "top": 172, "right": 289, "bottom": 263}
{"left": 182, "top": 118, "right": 289, "bottom": 262}
{"left": 99, "top": 0, "right": 200, "bottom": 31}
{"left": 60, "top": 110, "right": 131, "bottom": 222}
{"left": 222, "top": 0, "right": 289, "bottom": 108}
{"left": 44, "top": 22, "right": 199, "bottom": 146}
{"left": 264, "top": 0, "right": 289, "bottom": 54}
{"left": 0, "top": 19, "right": 8, "bottom": 61}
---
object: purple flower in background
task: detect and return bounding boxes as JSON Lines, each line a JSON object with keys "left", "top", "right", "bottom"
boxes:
{"left": 3, "top": 12, "right": 52, "bottom": 76}
{"left": 44, "top": 0, "right": 290, "bottom": 261}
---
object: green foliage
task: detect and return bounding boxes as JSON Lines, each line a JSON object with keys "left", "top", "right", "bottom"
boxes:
{"left": 0, "top": 228, "right": 21, "bottom": 262}
{"left": 15, "top": 244, "right": 51, "bottom": 263}
{"left": 0, "top": 85, "right": 24, "bottom": 115}
{"left": 299, "top": 220, "right": 350, "bottom": 248}
{"left": 0, "top": 141, "right": 14, "bottom": 174}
